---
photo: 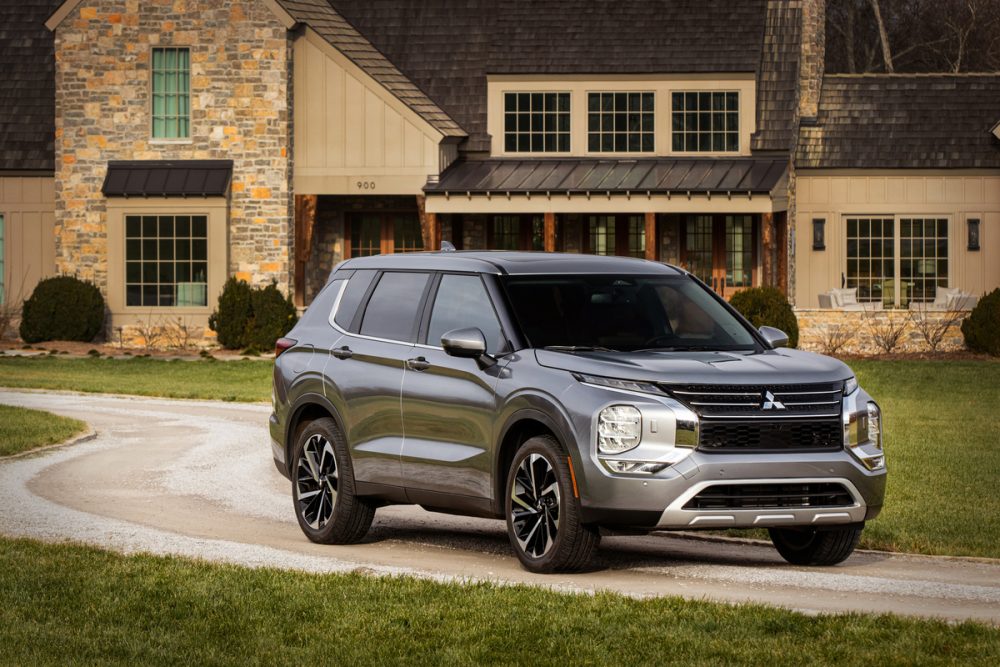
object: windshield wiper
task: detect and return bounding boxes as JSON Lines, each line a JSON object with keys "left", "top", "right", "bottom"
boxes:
{"left": 633, "top": 345, "right": 754, "bottom": 353}
{"left": 543, "top": 345, "right": 617, "bottom": 353}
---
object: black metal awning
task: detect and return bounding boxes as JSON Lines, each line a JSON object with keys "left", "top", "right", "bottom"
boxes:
{"left": 424, "top": 157, "right": 787, "bottom": 196}
{"left": 102, "top": 160, "right": 234, "bottom": 197}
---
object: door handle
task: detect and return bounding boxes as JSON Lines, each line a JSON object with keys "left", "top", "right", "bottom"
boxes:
{"left": 331, "top": 346, "right": 353, "bottom": 360}
{"left": 406, "top": 356, "right": 431, "bottom": 371}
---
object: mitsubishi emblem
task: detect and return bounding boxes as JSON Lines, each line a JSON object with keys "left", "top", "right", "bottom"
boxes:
{"left": 762, "top": 390, "right": 785, "bottom": 410}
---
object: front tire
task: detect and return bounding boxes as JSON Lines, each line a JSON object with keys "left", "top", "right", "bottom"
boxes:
{"left": 292, "top": 417, "right": 374, "bottom": 544}
{"left": 505, "top": 435, "right": 599, "bottom": 573}
{"left": 769, "top": 525, "right": 863, "bottom": 566}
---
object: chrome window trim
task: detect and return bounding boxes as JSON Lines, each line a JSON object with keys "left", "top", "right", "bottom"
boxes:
{"left": 325, "top": 279, "right": 349, "bottom": 331}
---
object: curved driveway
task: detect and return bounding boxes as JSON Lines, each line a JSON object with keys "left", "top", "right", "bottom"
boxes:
{"left": 1, "top": 389, "right": 998, "bottom": 624}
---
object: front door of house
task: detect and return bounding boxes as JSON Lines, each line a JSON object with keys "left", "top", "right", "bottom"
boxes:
{"left": 681, "top": 215, "right": 755, "bottom": 299}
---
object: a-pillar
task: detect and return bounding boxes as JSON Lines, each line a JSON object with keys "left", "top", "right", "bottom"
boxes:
{"left": 293, "top": 194, "right": 318, "bottom": 307}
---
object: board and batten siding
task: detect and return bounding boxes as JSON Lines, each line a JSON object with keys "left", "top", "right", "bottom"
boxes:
{"left": 1, "top": 176, "right": 56, "bottom": 306}
{"left": 293, "top": 28, "right": 445, "bottom": 196}
{"left": 795, "top": 171, "right": 1000, "bottom": 307}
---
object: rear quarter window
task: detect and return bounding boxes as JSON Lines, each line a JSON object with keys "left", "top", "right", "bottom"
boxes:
{"left": 333, "top": 269, "right": 377, "bottom": 331}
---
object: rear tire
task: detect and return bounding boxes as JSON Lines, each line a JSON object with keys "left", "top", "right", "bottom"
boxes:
{"left": 769, "top": 525, "right": 863, "bottom": 566}
{"left": 291, "top": 417, "right": 375, "bottom": 544}
{"left": 505, "top": 435, "right": 599, "bottom": 573}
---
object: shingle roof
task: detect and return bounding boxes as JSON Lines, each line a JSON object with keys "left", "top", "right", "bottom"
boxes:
{"left": 797, "top": 74, "right": 1000, "bottom": 169}
{"left": 276, "top": 0, "right": 465, "bottom": 138}
{"left": 0, "top": 0, "right": 58, "bottom": 172}
{"left": 424, "top": 158, "right": 788, "bottom": 195}
{"left": 752, "top": 0, "right": 801, "bottom": 152}
{"left": 102, "top": 161, "right": 234, "bottom": 197}
{"left": 326, "top": 0, "right": 769, "bottom": 152}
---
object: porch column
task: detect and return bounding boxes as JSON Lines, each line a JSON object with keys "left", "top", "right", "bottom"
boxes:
{"left": 416, "top": 195, "right": 441, "bottom": 250}
{"left": 761, "top": 212, "right": 775, "bottom": 287}
{"left": 543, "top": 212, "right": 556, "bottom": 252}
{"left": 293, "top": 194, "right": 318, "bottom": 307}
{"left": 644, "top": 212, "right": 657, "bottom": 261}
{"left": 777, "top": 212, "right": 789, "bottom": 295}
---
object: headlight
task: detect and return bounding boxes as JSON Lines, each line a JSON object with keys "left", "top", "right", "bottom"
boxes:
{"left": 844, "top": 376, "right": 859, "bottom": 395}
{"left": 866, "top": 402, "right": 881, "bottom": 445}
{"left": 846, "top": 400, "right": 884, "bottom": 471}
{"left": 597, "top": 405, "right": 642, "bottom": 454}
{"left": 575, "top": 373, "right": 662, "bottom": 395}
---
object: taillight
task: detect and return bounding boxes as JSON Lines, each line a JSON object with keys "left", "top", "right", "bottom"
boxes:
{"left": 275, "top": 337, "right": 297, "bottom": 357}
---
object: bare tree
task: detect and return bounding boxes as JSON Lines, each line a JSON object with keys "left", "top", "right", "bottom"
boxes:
{"left": 863, "top": 306, "right": 909, "bottom": 354}
{"left": 868, "top": 0, "right": 895, "bottom": 71}
{"left": 819, "top": 322, "right": 857, "bottom": 356}
{"left": 909, "top": 303, "right": 965, "bottom": 352}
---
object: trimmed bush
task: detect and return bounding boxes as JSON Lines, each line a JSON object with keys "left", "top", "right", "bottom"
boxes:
{"left": 19, "top": 276, "right": 105, "bottom": 343}
{"left": 729, "top": 286, "right": 799, "bottom": 348}
{"left": 209, "top": 278, "right": 298, "bottom": 352}
{"left": 961, "top": 288, "right": 1000, "bottom": 356}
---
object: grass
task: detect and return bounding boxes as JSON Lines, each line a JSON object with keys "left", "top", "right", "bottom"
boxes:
{"left": 0, "top": 356, "right": 271, "bottom": 402}
{"left": 0, "top": 536, "right": 997, "bottom": 666}
{"left": 0, "top": 404, "right": 86, "bottom": 457}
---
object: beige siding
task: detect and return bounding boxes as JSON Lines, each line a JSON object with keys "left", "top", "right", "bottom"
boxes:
{"left": 1, "top": 176, "right": 56, "bottom": 305}
{"left": 795, "top": 171, "right": 1000, "bottom": 307}
{"left": 293, "top": 29, "right": 443, "bottom": 195}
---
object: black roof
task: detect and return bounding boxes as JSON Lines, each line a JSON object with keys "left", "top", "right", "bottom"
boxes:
{"left": 797, "top": 74, "right": 1000, "bottom": 169}
{"left": 751, "top": 0, "right": 801, "bottom": 152}
{"left": 424, "top": 158, "right": 788, "bottom": 195}
{"left": 339, "top": 251, "right": 685, "bottom": 276}
{"left": 0, "top": 0, "right": 58, "bottom": 172}
{"left": 102, "top": 160, "right": 234, "bottom": 197}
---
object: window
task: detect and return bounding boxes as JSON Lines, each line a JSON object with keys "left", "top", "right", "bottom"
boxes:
{"left": 125, "top": 214, "right": 207, "bottom": 307}
{"left": 588, "top": 215, "right": 645, "bottom": 258}
{"left": 901, "top": 218, "right": 947, "bottom": 303}
{"left": 671, "top": 91, "right": 738, "bottom": 152}
{"left": 725, "top": 215, "right": 753, "bottom": 288}
{"left": 684, "top": 216, "right": 713, "bottom": 284}
{"left": 359, "top": 272, "right": 430, "bottom": 341}
{"left": 589, "top": 216, "right": 616, "bottom": 256}
{"left": 490, "top": 215, "right": 544, "bottom": 251}
{"left": 151, "top": 47, "right": 191, "bottom": 139}
{"left": 427, "top": 274, "right": 505, "bottom": 353}
{"left": 0, "top": 214, "right": 4, "bottom": 305}
{"left": 333, "top": 269, "right": 377, "bottom": 331}
{"left": 588, "top": 92, "right": 654, "bottom": 153}
{"left": 503, "top": 92, "right": 570, "bottom": 153}
{"left": 846, "top": 217, "right": 894, "bottom": 305}
{"left": 347, "top": 214, "right": 424, "bottom": 258}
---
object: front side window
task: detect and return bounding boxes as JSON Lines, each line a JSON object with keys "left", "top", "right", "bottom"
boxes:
{"left": 588, "top": 92, "right": 654, "bottom": 153}
{"left": 901, "top": 218, "right": 948, "bottom": 303}
{"left": 125, "top": 214, "right": 207, "bottom": 307}
{"left": 359, "top": 272, "right": 430, "bottom": 342}
{"left": 427, "top": 274, "right": 505, "bottom": 353}
{"left": 671, "top": 91, "right": 738, "bottom": 152}
{"left": 503, "top": 92, "right": 570, "bottom": 153}
{"left": 151, "top": 47, "right": 191, "bottom": 139}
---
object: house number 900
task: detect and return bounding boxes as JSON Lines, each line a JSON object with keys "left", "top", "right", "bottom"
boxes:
{"left": 355, "top": 181, "right": 376, "bottom": 191}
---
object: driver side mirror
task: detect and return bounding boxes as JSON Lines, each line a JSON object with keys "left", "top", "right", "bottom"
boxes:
{"left": 758, "top": 326, "right": 789, "bottom": 349}
{"left": 441, "top": 327, "right": 496, "bottom": 369}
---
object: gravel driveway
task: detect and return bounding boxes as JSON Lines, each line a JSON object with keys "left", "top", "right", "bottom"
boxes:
{"left": 2, "top": 389, "right": 998, "bottom": 624}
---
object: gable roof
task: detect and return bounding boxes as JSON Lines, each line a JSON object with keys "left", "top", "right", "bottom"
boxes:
{"left": 797, "top": 74, "right": 1000, "bottom": 169}
{"left": 0, "top": 0, "right": 58, "bottom": 172}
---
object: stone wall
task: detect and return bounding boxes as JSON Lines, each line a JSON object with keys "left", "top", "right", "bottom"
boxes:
{"left": 797, "top": 308, "right": 968, "bottom": 355}
{"left": 54, "top": 0, "right": 293, "bottom": 295}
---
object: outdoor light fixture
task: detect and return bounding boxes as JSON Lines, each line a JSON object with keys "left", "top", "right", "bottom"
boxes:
{"left": 812, "top": 218, "right": 826, "bottom": 250}
{"left": 967, "top": 218, "right": 981, "bottom": 251}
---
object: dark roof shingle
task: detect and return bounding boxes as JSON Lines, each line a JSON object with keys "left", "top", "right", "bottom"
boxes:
{"left": 752, "top": 0, "right": 801, "bottom": 152}
{"left": 0, "top": 0, "right": 58, "bottom": 172}
{"left": 102, "top": 161, "right": 234, "bottom": 197}
{"left": 797, "top": 74, "right": 1000, "bottom": 169}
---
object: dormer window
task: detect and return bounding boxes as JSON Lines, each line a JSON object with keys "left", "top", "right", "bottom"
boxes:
{"left": 503, "top": 92, "right": 570, "bottom": 153}
{"left": 587, "top": 92, "right": 654, "bottom": 153}
{"left": 671, "top": 91, "right": 739, "bottom": 152}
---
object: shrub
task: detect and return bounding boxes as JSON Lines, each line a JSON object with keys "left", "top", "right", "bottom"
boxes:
{"left": 728, "top": 287, "right": 799, "bottom": 348}
{"left": 209, "top": 278, "right": 298, "bottom": 352}
{"left": 208, "top": 277, "right": 253, "bottom": 349}
{"left": 19, "top": 276, "right": 105, "bottom": 343}
{"left": 961, "top": 288, "right": 1000, "bottom": 356}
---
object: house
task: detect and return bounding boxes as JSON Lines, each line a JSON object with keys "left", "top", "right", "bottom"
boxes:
{"left": 2, "top": 0, "right": 998, "bottom": 348}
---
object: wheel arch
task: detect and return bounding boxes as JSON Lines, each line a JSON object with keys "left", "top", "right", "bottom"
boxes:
{"left": 493, "top": 408, "right": 577, "bottom": 516}
{"left": 285, "top": 393, "right": 346, "bottom": 467}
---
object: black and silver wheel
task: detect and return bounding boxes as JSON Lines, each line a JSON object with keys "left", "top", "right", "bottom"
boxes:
{"left": 505, "top": 435, "right": 599, "bottom": 573}
{"left": 769, "top": 524, "right": 863, "bottom": 566}
{"left": 291, "top": 417, "right": 374, "bottom": 544}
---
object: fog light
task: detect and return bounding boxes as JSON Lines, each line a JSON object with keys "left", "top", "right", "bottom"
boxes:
{"left": 598, "top": 405, "right": 641, "bottom": 454}
{"left": 604, "top": 460, "right": 668, "bottom": 474}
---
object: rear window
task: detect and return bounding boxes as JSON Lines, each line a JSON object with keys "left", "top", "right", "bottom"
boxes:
{"left": 333, "top": 270, "right": 376, "bottom": 331}
{"left": 359, "top": 272, "right": 431, "bottom": 342}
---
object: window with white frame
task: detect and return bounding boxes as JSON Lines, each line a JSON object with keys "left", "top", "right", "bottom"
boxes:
{"left": 901, "top": 218, "right": 948, "bottom": 303}
{"left": 503, "top": 92, "right": 570, "bottom": 153}
{"left": 125, "top": 214, "right": 207, "bottom": 307}
{"left": 587, "top": 92, "right": 654, "bottom": 152}
{"left": 846, "top": 217, "right": 894, "bottom": 305}
{"left": 151, "top": 47, "right": 191, "bottom": 139}
{"left": 671, "top": 91, "right": 739, "bottom": 152}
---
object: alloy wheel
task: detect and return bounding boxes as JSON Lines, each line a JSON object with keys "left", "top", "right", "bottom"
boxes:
{"left": 296, "top": 433, "right": 338, "bottom": 529}
{"left": 510, "top": 453, "right": 561, "bottom": 558}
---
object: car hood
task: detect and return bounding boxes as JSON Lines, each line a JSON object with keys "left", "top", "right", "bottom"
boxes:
{"left": 534, "top": 348, "right": 853, "bottom": 386}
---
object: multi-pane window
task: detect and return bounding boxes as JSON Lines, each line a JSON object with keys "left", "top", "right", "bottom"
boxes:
{"left": 0, "top": 214, "right": 5, "bottom": 305}
{"left": 671, "top": 91, "right": 739, "bottom": 152}
{"left": 587, "top": 92, "right": 654, "bottom": 153}
{"left": 349, "top": 215, "right": 424, "bottom": 257}
{"left": 151, "top": 47, "right": 191, "bottom": 139}
{"left": 846, "top": 217, "right": 895, "bottom": 305}
{"left": 684, "top": 216, "right": 713, "bottom": 284}
{"left": 901, "top": 218, "right": 948, "bottom": 303}
{"left": 503, "top": 92, "right": 570, "bottom": 153}
{"left": 589, "top": 216, "right": 616, "bottom": 256}
{"left": 626, "top": 216, "right": 646, "bottom": 258}
{"left": 490, "top": 215, "right": 544, "bottom": 251}
{"left": 725, "top": 215, "right": 753, "bottom": 288}
{"left": 125, "top": 215, "right": 208, "bottom": 307}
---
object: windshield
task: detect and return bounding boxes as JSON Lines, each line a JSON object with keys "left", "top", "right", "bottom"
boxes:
{"left": 502, "top": 274, "right": 757, "bottom": 352}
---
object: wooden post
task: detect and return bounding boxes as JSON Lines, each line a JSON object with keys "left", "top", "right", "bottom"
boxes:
{"left": 644, "top": 212, "right": 657, "bottom": 261}
{"left": 293, "top": 194, "right": 318, "bottom": 307}
{"left": 416, "top": 195, "right": 440, "bottom": 251}
{"left": 777, "top": 211, "right": 789, "bottom": 295}
{"left": 543, "top": 212, "right": 556, "bottom": 252}
{"left": 761, "top": 212, "right": 775, "bottom": 287}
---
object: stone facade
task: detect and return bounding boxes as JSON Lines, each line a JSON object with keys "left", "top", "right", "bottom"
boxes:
{"left": 797, "top": 308, "right": 968, "bottom": 355}
{"left": 53, "top": 0, "right": 293, "bottom": 296}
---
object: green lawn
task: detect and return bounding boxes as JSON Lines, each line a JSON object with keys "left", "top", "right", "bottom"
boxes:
{"left": 0, "top": 404, "right": 86, "bottom": 457}
{"left": 0, "top": 536, "right": 996, "bottom": 666}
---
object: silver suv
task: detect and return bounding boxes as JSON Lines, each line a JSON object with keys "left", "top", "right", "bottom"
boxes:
{"left": 270, "top": 252, "right": 886, "bottom": 573}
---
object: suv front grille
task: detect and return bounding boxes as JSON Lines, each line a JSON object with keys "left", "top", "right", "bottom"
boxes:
{"left": 662, "top": 382, "right": 844, "bottom": 419}
{"left": 699, "top": 419, "right": 843, "bottom": 452}
{"left": 682, "top": 482, "right": 854, "bottom": 510}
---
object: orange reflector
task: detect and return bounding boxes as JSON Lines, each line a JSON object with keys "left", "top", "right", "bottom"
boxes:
{"left": 567, "top": 456, "right": 580, "bottom": 498}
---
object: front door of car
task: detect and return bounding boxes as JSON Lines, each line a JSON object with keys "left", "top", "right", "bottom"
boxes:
{"left": 400, "top": 273, "right": 508, "bottom": 501}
